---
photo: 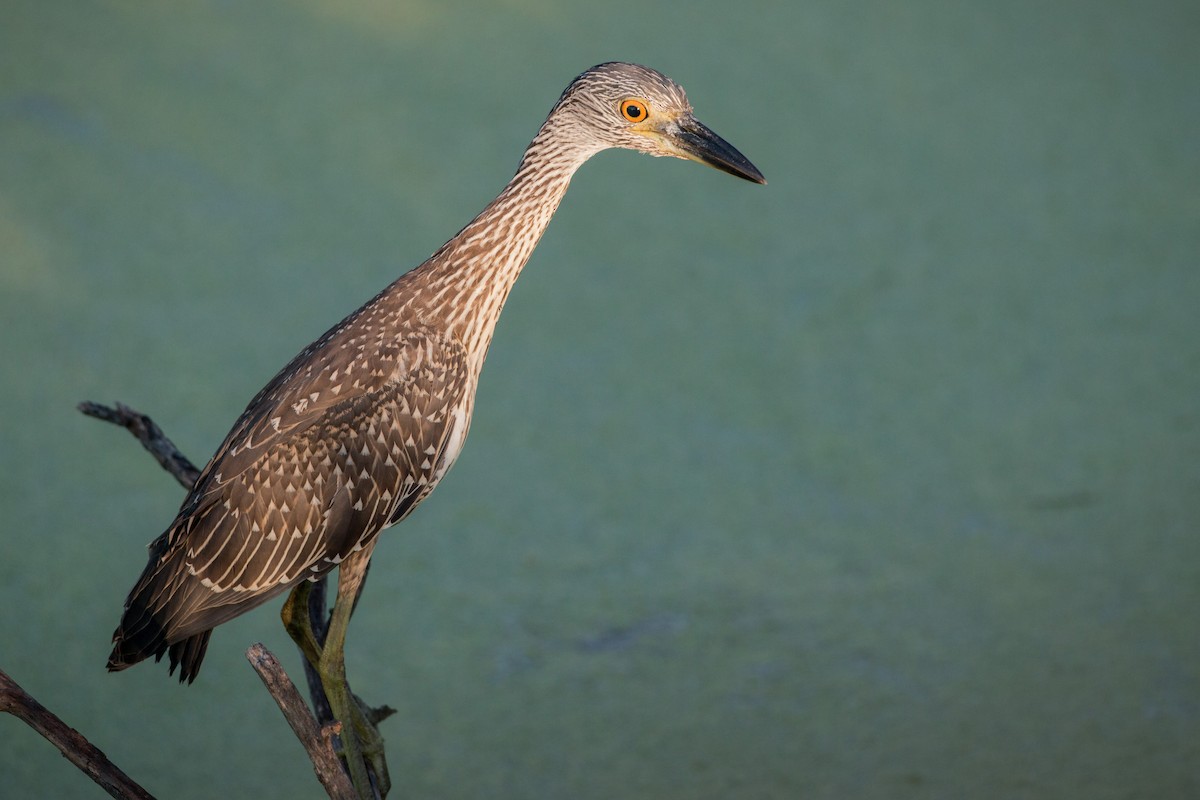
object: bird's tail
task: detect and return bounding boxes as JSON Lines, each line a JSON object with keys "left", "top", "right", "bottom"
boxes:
{"left": 107, "top": 622, "right": 212, "bottom": 684}
{"left": 107, "top": 533, "right": 214, "bottom": 684}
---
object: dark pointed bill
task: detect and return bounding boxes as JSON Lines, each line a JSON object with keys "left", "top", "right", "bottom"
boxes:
{"left": 673, "top": 117, "right": 766, "bottom": 185}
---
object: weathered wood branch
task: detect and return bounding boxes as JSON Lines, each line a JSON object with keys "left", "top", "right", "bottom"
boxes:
{"left": 246, "top": 644, "right": 358, "bottom": 800}
{"left": 0, "top": 667, "right": 156, "bottom": 800}
{"left": 78, "top": 401, "right": 200, "bottom": 489}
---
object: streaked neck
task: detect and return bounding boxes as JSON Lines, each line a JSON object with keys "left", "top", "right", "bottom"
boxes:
{"left": 407, "top": 123, "right": 599, "bottom": 370}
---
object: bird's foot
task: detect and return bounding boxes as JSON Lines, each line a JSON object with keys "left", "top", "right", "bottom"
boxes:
{"left": 346, "top": 693, "right": 391, "bottom": 795}
{"left": 318, "top": 654, "right": 391, "bottom": 798}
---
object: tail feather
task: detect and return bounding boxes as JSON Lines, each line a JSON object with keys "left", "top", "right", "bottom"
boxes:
{"left": 107, "top": 587, "right": 215, "bottom": 684}
{"left": 107, "top": 537, "right": 218, "bottom": 683}
{"left": 167, "top": 631, "right": 212, "bottom": 684}
{"left": 107, "top": 627, "right": 212, "bottom": 685}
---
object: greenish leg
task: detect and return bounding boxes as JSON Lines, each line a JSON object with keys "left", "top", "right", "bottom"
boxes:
{"left": 281, "top": 581, "right": 322, "bottom": 667}
{"left": 282, "top": 550, "right": 392, "bottom": 798}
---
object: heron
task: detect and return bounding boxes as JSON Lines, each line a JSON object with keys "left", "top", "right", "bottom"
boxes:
{"left": 106, "top": 60, "right": 764, "bottom": 788}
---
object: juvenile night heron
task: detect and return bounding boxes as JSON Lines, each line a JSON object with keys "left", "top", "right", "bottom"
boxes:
{"left": 108, "top": 63, "right": 764, "bottom": 689}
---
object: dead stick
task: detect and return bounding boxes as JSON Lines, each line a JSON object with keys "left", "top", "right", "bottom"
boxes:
{"left": 78, "top": 402, "right": 200, "bottom": 489}
{"left": 246, "top": 644, "right": 357, "bottom": 800}
{"left": 0, "top": 668, "right": 156, "bottom": 800}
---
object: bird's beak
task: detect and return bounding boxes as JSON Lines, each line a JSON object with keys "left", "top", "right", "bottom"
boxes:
{"left": 667, "top": 115, "right": 766, "bottom": 185}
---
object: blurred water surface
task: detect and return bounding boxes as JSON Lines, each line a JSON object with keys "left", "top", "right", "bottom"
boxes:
{"left": 1, "top": 1, "right": 1197, "bottom": 798}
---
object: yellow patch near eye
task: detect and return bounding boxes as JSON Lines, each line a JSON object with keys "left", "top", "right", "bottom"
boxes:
{"left": 620, "top": 98, "right": 650, "bottom": 123}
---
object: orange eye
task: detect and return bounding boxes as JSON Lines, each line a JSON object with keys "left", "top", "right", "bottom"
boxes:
{"left": 620, "top": 98, "right": 650, "bottom": 123}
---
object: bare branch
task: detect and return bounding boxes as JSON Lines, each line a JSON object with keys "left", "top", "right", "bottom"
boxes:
{"left": 246, "top": 644, "right": 358, "bottom": 800}
{"left": 78, "top": 402, "right": 200, "bottom": 489}
{"left": 0, "top": 668, "right": 157, "bottom": 800}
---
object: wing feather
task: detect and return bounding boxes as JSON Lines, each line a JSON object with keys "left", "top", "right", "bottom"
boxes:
{"left": 112, "top": 326, "right": 470, "bottom": 650}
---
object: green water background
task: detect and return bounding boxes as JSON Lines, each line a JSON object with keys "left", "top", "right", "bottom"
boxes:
{"left": 2, "top": 1, "right": 1197, "bottom": 797}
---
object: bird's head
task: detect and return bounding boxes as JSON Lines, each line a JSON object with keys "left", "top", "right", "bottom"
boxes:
{"left": 544, "top": 62, "right": 766, "bottom": 185}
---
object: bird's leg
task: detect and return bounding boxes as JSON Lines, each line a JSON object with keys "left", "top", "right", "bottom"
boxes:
{"left": 280, "top": 560, "right": 390, "bottom": 798}
{"left": 281, "top": 580, "right": 324, "bottom": 669}
{"left": 317, "top": 547, "right": 391, "bottom": 798}
{"left": 281, "top": 579, "right": 337, "bottom": 730}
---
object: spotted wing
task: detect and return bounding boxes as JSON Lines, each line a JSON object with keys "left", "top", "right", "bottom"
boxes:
{"left": 195, "top": 312, "right": 429, "bottom": 495}
{"left": 112, "top": 328, "right": 470, "bottom": 649}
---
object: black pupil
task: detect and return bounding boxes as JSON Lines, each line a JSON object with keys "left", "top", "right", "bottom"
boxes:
{"left": 628, "top": 104, "right": 642, "bottom": 119}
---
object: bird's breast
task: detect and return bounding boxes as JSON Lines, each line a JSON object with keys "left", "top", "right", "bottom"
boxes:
{"left": 434, "top": 403, "right": 471, "bottom": 482}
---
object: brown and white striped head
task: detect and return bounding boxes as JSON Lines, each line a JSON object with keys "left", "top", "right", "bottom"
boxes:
{"left": 534, "top": 62, "right": 766, "bottom": 184}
